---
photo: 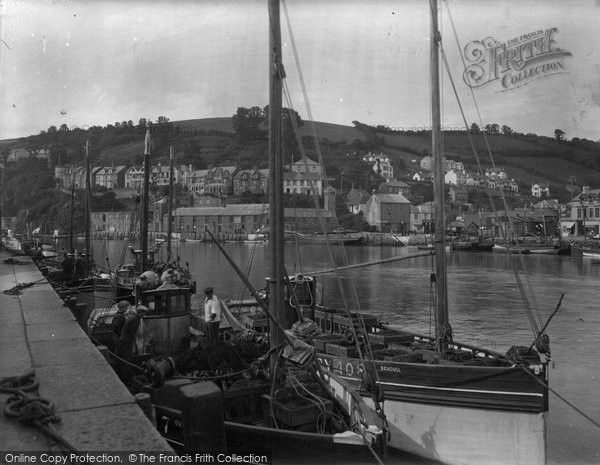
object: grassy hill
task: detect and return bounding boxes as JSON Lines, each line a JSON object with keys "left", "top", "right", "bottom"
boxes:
{"left": 3, "top": 117, "right": 599, "bottom": 203}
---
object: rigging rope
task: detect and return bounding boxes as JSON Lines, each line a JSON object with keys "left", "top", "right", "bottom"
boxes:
{"left": 520, "top": 367, "right": 600, "bottom": 430}
{"left": 281, "top": 5, "right": 376, "bottom": 369}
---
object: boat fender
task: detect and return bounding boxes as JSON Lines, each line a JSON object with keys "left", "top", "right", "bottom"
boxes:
{"left": 430, "top": 272, "right": 436, "bottom": 283}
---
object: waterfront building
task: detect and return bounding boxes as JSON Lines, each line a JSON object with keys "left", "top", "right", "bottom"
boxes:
{"left": 91, "top": 211, "right": 134, "bottom": 235}
{"left": 169, "top": 204, "right": 337, "bottom": 236}
{"left": 346, "top": 187, "right": 370, "bottom": 215}
{"left": 364, "top": 192, "right": 412, "bottom": 233}
{"left": 561, "top": 186, "right": 600, "bottom": 237}
{"left": 410, "top": 202, "right": 433, "bottom": 234}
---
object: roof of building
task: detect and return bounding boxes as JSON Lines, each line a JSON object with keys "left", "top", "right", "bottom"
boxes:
{"left": 234, "top": 168, "right": 270, "bottom": 178}
{"left": 172, "top": 204, "right": 335, "bottom": 218}
{"left": 371, "top": 193, "right": 411, "bottom": 204}
{"left": 209, "top": 165, "right": 238, "bottom": 174}
{"left": 96, "top": 165, "right": 127, "bottom": 174}
{"left": 383, "top": 180, "right": 410, "bottom": 188}
{"left": 174, "top": 204, "right": 268, "bottom": 216}
{"left": 293, "top": 157, "right": 319, "bottom": 166}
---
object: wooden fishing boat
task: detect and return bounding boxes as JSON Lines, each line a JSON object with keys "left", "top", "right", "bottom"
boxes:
{"left": 313, "top": 3, "right": 550, "bottom": 464}
{"left": 290, "top": 230, "right": 363, "bottom": 245}
{"left": 493, "top": 244, "right": 530, "bottom": 254}
{"left": 108, "top": 67, "right": 385, "bottom": 457}
{"left": 582, "top": 251, "right": 600, "bottom": 260}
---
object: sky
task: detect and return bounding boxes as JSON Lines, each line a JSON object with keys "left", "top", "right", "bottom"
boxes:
{"left": 0, "top": 0, "right": 599, "bottom": 141}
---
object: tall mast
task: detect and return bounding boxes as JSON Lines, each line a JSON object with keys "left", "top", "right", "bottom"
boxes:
{"left": 141, "top": 125, "right": 151, "bottom": 272}
{"left": 84, "top": 139, "right": 91, "bottom": 273}
{"left": 268, "top": 0, "right": 287, "bottom": 371}
{"left": 431, "top": 0, "right": 450, "bottom": 352}
{"left": 70, "top": 184, "right": 75, "bottom": 253}
{"left": 166, "top": 146, "right": 174, "bottom": 262}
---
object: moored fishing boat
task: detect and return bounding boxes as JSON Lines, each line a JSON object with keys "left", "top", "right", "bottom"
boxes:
{"left": 493, "top": 244, "right": 531, "bottom": 254}
{"left": 288, "top": 229, "right": 363, "bottom": 245}
{"left": 95, "top": 9, "right": 387, "bottom": 454}
{"left": 313, "top": 3, "right": 551, "bottom": 464}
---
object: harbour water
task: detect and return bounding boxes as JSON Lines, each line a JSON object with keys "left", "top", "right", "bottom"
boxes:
{"left": 93, "top": 240, "right": 600, "bottom": 464}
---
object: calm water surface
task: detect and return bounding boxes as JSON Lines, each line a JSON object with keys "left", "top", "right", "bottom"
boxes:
{"left": 93, "top": 240, "right": 600, "bottom": 464}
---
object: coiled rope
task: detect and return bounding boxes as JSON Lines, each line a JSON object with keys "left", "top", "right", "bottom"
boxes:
{"left": 1, "top": 370, "right": 78, "bottom": 452}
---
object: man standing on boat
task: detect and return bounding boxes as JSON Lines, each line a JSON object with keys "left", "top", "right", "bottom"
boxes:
{"left": 204, "top": 287, "right": 221, "bottom": 347}
{"left": 115, "top": 304, "right": 148, "bottom": 382}
{"left": 111, "top": 300, "right": 129, "bottom": 350}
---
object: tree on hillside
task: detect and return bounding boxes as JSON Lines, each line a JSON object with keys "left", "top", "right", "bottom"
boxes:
{"left": 484, "top": 123, "right": 499, "bottom": 134}
{"left": 470, "top": 123, "right": 481, "bottom": 134}
{"left": 342, "top": 159, "right": 385, "bottom": 193}
{"left": 262, "top": 105, "right": 304, "bottom": 156}
{"left": 554, "top": 129, "right": 565, "bottom": 141}
{"left": 501, "top": 125, "right": 513, "bottom": 135}
{"left": 232, "top": 106, "right": 265, "bottom": 142}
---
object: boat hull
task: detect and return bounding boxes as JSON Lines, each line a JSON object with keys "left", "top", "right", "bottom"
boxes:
{"left": 317, "top": 353, "right": 547, "bottom": 465}
{"left": 567, "top": 244, "right": 600, "bottom": 256}
{"left": 528, "top": 247, "right": 559, "bottom": 254}
{"left": 493, "top": 245, "right": 530, "bottom": 254}
{"left": 365, "top": 396, "right": 545, "bottom": 465}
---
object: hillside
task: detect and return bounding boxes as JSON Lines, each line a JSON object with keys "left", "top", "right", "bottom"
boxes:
{"left": 3, "top": 117, "right": 600, "bottom": 202}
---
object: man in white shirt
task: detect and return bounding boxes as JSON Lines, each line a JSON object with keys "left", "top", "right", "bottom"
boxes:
{"left": 204, "top": 287, "right": 221, "bottom": 346}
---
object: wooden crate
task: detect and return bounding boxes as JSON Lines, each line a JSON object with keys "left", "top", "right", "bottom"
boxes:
{"left": 368, "top": 331, "right": 415, "bottom": 346}
{"left": 372, "top": 347, "right": 423, "bottom": 363}
{"left": 332, "top": 311, "right": 378, "bottom": 335}
{"left": 313, "top": 334, "right": 347, "bottom": 351}
{"left": 314, "top": 308, "right": 336, "bottom": 333}
{"left": 263, "top": 394, "right": 333, "bottom": 428}
{"left": 325, "top": 342, "right": 358, "bottom": 358}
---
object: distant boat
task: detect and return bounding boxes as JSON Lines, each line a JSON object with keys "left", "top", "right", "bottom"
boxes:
{"left": 493, "top": 244, "right": 530, "bottom": 254}
{"left": 528, "top": 246, "right": 559, "bottom": 255}
{"left": 451, "top": 240, "right": 494, "bottom": 252}
{"left": 570, "top": 242, "right": 600, "bottom": 256}
{"left": 290, "top": 229, "right": 363, "bottom": 245}
{"left": 582, "top": 251, "right": 600, "bottom": 260}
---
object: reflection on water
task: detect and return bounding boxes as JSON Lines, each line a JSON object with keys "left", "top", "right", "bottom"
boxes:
{"left": 92, "top": 240, "right": 600, "bottom": 464}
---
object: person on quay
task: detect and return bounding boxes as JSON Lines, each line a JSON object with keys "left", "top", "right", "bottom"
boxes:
{"left": 115, "top": 304, "right": 148, "bottom": 382}
{"left": 204, "top": 287, "right": 221, "bottom": 347}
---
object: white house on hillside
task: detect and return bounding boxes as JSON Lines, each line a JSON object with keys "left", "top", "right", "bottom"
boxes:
{"left": 532, "top": 183, "right": 550, "bottom": 197}
{"left": 363, "top": 152, "right": 394, "bottom": 181}
{"left": 445, "top": 169, "right": 468, "bottom": 185}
